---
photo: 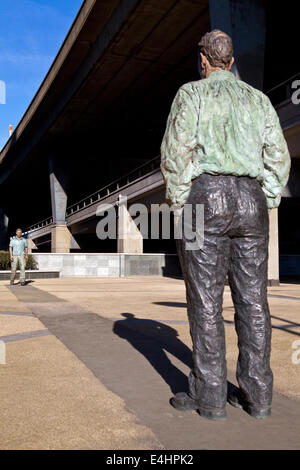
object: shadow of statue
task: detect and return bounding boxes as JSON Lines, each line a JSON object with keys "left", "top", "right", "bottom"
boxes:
{"left": 154, "top": 302, "right": 300, "bottom": 337}
{"left": 113, "top": 313, "right": 238, "bottom": 399}
{"left": 113, "top": 313, "right": 193, "bottom": 394}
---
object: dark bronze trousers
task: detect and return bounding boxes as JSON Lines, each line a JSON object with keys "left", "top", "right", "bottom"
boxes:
{"left": 176, "top": 173, "right": 273, "bottom": 410}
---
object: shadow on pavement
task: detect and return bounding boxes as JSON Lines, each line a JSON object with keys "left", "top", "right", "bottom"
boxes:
{"left": 154, "top": 301, "right": 300, "bottom": 337}
{"left": 113, "top": 313, "right": 237, "bottom": 395}
{"left": 113, "top": 313, "right": 192, "bottom": 394}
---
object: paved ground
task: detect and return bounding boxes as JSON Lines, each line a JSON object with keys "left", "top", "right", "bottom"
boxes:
{"left": 0, "top": 276, "right": 299, "bottom": 450}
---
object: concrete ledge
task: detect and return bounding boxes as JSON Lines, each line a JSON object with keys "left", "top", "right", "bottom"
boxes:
{"left": 28, "top": 253, "right": 281, "bottom": 283}
{"left": 0, "top": 270, "right": 60, "bottom": 280}
{"left": 32, "top": 253, "right": 181, "bottom": 278}
{"left": 268, "top": 279, "right": 280, "bottom": 287}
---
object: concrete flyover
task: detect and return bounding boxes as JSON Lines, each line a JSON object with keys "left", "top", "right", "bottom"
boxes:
{"left": 0, "top": 0, "right": 299, "bottom": 284}
{"left": 25, "top": 155, "right": 164, "bottom": 250}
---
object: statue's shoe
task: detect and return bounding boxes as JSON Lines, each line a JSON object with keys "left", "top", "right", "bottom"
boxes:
{"left": 170, "top": 392, "right": 227, "bottom": 421}
{"left": 228, "top": 390, "right": 271, "bottom": 419}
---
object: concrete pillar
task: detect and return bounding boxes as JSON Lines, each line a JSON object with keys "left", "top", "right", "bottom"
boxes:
{"left": 0, "top": 209, "right": 9, "bottom": 251}
{"left": 209, "top": 0, "right": 266, "bottom": 90}
{"left": 27, "top": 237, "right": 37, "bottom": 254}
{"left": 49, "top": 155, "right": 70, "bottom": 253}
{"left": 268, "top": 209, "right": 280, "bottom": 285}
{"left": 51, "top": 225, "right": 72, "bottom": 254}
{"left": 117, "top": 195, "right": 143, "bottom": 254}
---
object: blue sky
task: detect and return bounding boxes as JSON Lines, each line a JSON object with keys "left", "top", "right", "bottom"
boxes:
{"left": 0, "top": 0, "right": 83, "bottom": 150}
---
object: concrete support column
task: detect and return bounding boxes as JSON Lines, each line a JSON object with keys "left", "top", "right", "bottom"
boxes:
{"left": 117, "top": 195, "right": 143, "bottom": 254}
{"left": 51, "top": 225, "right": 72, "bottom": 254}
{"left": 27, "top": 237, "right": 37, "bottom": 254}
{"left": 0, "top": 209, "right": 9, "bottom": 251}
{"left": 49, "top": 155, "right": 70, "bottom": 253}
{"left": 209, "top": 0, "right": 266, "bottom": 89}
{"left": 268, "top": 209, "right": 280, "bottom": 285}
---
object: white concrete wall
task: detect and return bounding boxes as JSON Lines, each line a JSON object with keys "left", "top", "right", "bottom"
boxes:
{"left": 33, "top": 253, "right": 180, "bottom": 278}
{"left": 34, "top": 253, "right": 120, "bottom": 278}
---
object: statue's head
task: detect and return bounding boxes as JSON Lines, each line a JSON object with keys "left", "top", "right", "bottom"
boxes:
{"left": 198, "top": 29, "right": 235, "bottom": 78}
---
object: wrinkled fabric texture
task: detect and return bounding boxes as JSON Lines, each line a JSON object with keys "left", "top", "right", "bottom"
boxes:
{"left": 11, "top": 255, "right": 26, "bottom": 283}
{"left": 160, "top": 70, "right": 291, "bottom": 212}
{"left": 9, "top": 236, "right": 28, "bottom": 256}
{"left": 176, "top": 173, "right": 273, "bottom": 410}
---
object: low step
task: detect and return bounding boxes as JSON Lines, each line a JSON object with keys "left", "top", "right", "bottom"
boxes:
{"left": 0, "top": 270, "right": 60, "bottom": 280}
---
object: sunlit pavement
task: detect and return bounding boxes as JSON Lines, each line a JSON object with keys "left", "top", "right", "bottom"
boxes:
{"left": 0, "top": 276, "right": 299, "bottom": 450}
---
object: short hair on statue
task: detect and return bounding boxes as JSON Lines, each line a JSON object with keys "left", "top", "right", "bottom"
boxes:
{"left": 198, "top": 29, "right": 233, "bottom": 69}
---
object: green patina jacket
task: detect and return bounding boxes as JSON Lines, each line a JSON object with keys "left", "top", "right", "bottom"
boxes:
{"left": 160, "top": 70, "right": 291, "bottom": 212}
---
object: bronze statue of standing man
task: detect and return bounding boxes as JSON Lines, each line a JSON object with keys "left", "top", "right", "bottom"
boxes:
{"left": 161, "top": 30, "right": 291, "bottom": 421}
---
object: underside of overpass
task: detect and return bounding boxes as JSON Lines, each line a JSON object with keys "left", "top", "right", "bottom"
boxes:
{"left": 0, "top": 0, "right": 211, "bottom": 253}
{"left": 0, "top": 0, "right": 211, "bottom": 218}
{"left": 0, "top": 0, "right": 299, "bottom": 280}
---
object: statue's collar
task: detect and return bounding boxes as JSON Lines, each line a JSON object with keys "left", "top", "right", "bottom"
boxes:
{"left": 207, "top": 70, "right": 236, "bottom": 81}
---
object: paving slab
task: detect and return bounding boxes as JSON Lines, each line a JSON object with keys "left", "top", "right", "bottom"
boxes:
{"left": 6, "top": 281, "right": 300, "bottom": 450}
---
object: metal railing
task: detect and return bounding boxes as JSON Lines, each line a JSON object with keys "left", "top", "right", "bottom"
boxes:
{"left": 25, "top": 155, "right": 161, "bottom": 234}
{"left": 267, "top": 72, "right": 300, "bottom": 105}
{"left": 25, "top": 216, "right": 53, "bottom": 234}
{"left": 66, "top": 155, "right": 160, "bottom": 216}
